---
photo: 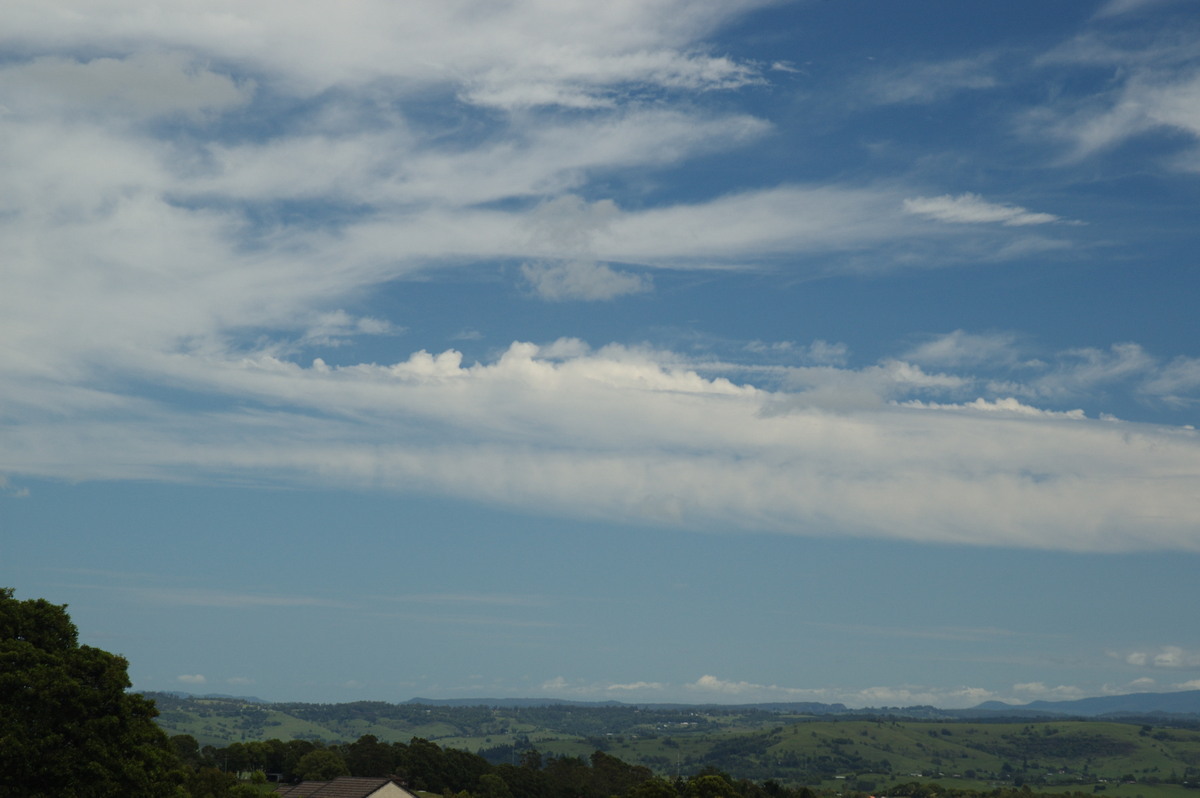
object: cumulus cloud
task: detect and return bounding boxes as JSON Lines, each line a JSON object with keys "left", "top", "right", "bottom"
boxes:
{"left": 1012, "top": 682, "right": 1087, "bottom": 701}
{"left": 690, "top": 675, "right": 767, "bottom": 695}
{"left": 1125, "top": 646, "right": 1200, "bottom": 668}
{"left": 686, "top": 675, "right": 834, "bottom": 702}
{"left": 903, "top": 193, "right": 1064, "bottom": 226}
{"left": 177, "top": 674, "right": 207, "bottom": 685}
{"left": 850, "top": 685, "right": 999, "bottom": 708}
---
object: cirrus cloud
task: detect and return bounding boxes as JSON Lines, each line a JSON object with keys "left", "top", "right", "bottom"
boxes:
{"left": 903, "top": 193, "right": 1065, "bottom": 226}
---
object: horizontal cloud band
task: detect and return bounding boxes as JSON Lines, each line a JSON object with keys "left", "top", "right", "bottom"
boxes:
{"left": 4, "top": 342, "right": 1198, "bottom": 553}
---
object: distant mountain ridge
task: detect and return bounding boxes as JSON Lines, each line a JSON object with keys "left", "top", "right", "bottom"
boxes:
{"left": 155, "top": 688, "right": 1200, "bottom": 719}
{"left": 144, "top": 689, "right": 1200, "bottom": 794}
{"left": 970, "top": 689, "right": 1200, "bottom": 717}
{"left": 403, "top": 691, "right": 1200, "bottom": 718}
{"left": 155, "top": 690, "right": 270, "bottom": 704}
{"left": 403, "top": 697, "right": 625, "bottom": 708}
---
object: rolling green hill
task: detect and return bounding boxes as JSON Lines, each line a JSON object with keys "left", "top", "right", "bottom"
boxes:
{"left": 146, "top": 695, "right": 1200, "bottom": 795}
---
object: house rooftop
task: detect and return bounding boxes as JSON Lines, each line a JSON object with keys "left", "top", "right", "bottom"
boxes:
{"left": 275, "top": 776, "right": 412, "bottom": 798}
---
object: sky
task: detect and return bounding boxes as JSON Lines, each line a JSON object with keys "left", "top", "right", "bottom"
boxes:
{"left": 2, "top": 0, "right": 1200, "bottom": 710}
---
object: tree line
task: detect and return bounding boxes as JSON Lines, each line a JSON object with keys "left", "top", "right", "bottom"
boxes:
{"left": 0, "top": 588, "right": 1174, "bottom": 798}
{"left": 183, "top": 731, "right": 829, "bottom": 798}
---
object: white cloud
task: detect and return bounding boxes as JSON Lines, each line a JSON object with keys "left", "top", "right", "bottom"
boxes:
{"left": 607, "top": 681, "right": 666, "bottom": 691}
{"left": 806, "top": 340, "right": 851, "bottom": 366}
{"left": 1012, "top": 682, "right": 1087, "bottom": 701}
{"left": 901, "top": 337, "right": 1184, "bottom": 408}
{"left": 1073, "top": 72, "right": 1200, "bottom": 159}
{"left": 684, "top": 676, "right": 1001, "bottom": 709}
{"left": 1141, "top": 356, "right": 1200, "bottom": 406}
{"left": 762, "top": 359, "right": 970, "bottom": 412}
{"left": 1028, "top": 343, "right": 1155, "bottom": 400}
{"left": 1029, "top": 30, "right": 1200, "bottom": 167}
{"left": 0, "top": 52, "right": 253, "bottom": 120}
{"left": 177, "top": 674, "right": 207, "bottom": 685}
{"left": 191, "top": 110, "right": 770, "bottom": 208}
{"left": 851, "top": 685, "right": 998, "bottom": 708}
{"left": 687, "top": 675, "right": 833, "bottom": 701}
{"left": 1094, "top": 0, "right": 1181, "bottom": 19}
{"left": 471, "top": 672, "right": 1194, "bottom": 708}
{"left": 461, "top": 49, "right": 763, "bottom": 110}
{"left": 521, "top": 261, "right": 652, "bottom": 301}
{"left": 900, "top": 398, "right": 1086, "bottom": 419}
{"left": 535, "top": 677, "right": 669, "bottom": 697}
{"left": 868, "top": 56, "right": 997, "bottom": 104}
{"left": 0, "top": 475, "right": 30, "bottom": 499}
{"left": 5, "top": 340, "right": 1200, "bottom": 553}
{"left": 299, "top": 311, "right": 399, "bottom": 348}
{"left": 0, "top": 1, "right": 773, "bottom": 105}
{"left": 903, "top": 193, "right": 1064, "bottom": 226}
{"left": 745, "top": 340, "right": 850, "bottom": 366}
{"left": 604, "top": 185, "right": 916, "bottom": 263}
{"left": 903, "top": 330, "right": 1026, "bottom": 369}
{"left": 1126, "top": 646, "right": 1200, "bottom": 668}
{"left": 1155, "top": 647, "right": 1190, "bottom": 667}
{"left": 0, "top": 0, "right": 1194, "bottom": 560}
{"left": 690, "top": 674, "right": 764, "bottom": 695}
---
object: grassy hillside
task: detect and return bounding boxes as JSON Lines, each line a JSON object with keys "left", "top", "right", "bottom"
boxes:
{"left": 147, "top": 696, "right": 1200, "bottom": 795}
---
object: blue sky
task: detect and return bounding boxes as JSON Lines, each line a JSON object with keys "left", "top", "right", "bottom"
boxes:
{"left": 2, "top": 0, "right": 1200, "bottom": 709}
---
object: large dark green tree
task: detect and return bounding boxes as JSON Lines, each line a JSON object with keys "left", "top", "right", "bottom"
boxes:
{"left": 295, "top": 748, "right": 350, "bottom": 781}
{"left": 0, "top": 588, "right": 185, "bottom": 797}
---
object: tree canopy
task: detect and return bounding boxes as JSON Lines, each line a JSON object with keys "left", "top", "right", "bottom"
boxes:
{"left": 0, "top": 587, "right": 184, "bottom": 797}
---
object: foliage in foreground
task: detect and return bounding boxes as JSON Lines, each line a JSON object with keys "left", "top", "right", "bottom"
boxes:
{"left": 180, "top": 730, "right": 1133, "bottom": 798}
{"left": 0, "top": 588, "right": 187, "bottom": 797}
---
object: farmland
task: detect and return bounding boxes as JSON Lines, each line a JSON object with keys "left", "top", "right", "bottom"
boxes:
{"left": 147, "top": 695, "right": 1200, "bottom": 795}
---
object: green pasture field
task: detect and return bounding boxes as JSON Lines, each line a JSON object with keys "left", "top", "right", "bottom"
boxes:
{"left": 149, "top": 695, "right": 1200, "bottom": 795}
